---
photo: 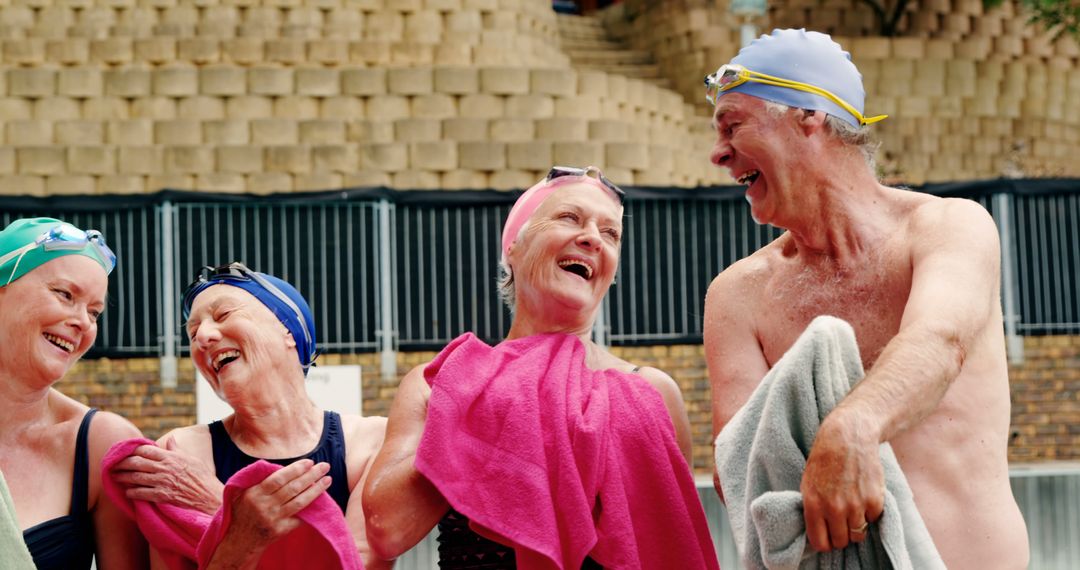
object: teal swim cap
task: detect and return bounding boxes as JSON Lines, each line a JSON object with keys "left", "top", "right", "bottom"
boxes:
{"left": 0, "top": 218, "right": 116, "bottom": 287}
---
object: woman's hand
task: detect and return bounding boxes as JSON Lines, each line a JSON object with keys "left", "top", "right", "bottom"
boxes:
{"left": 112, "top": 438, "right": 224, "bottom": 514}
{"left": 205, "top": 460, "right": 331, "bottom": 569}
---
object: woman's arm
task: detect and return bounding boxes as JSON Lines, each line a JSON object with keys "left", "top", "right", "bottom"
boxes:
{"left": 361, "top": 365, "right": 449, "bottom": 560}
{"left": 88, "top": 411, "right": 149, "bottom": 570}
{"left": 342, "top": 416, "right": 393, "bottom": 570}
{"left": 637, "top": 368, "right": 694, "bottom": 466}
{"left": 110, "top": 426, "right": 224, "bottom": 514}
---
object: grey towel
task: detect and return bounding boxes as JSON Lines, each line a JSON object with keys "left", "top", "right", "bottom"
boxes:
{"left": 714, "top": 316, "right": 945, "bottom": 570}
{"left": 0, "top": 469, "right": 36, "bottom": 570}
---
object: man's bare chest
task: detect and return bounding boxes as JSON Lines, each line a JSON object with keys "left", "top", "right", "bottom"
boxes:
{"left": 757, "top": 261, "right": 911, "bottom": 368}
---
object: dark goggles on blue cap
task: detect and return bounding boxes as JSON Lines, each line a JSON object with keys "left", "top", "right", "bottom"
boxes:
{"left": 182, "top": 262, "right": 313, "bottom": 351}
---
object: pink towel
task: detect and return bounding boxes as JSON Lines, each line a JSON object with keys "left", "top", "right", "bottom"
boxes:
{"left": 102, "top": 438, "right": 363, "bottom": 570}
{"left": 415, "top": 333, "right": 719, "bottom": 570}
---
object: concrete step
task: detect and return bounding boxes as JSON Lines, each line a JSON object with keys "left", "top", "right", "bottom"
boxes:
{"left": 566, "top": 49, "right": 655, "bottom": 65}
{"left": 575, "top": 62, "right": 665, "bottom": 79}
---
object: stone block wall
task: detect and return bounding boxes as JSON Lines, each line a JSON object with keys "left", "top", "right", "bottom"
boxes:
{"left": 55, "top": 337, "right": 1079, "bottom": 475}
{"left": 604, "top": 0, "right": 1080, "bottom": 183}
{"left": 0, "top": 0, "right": 730, "bottom": 195}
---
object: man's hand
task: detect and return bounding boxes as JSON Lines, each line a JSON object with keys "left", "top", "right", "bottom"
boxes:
{"left": 112, "top": 438, "right": 225, "bottom": 514}
{"left": 800, "top": 411, "right": 885, "bottom": 552}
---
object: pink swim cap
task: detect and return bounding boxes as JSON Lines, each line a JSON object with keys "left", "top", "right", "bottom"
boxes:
{"left": 500, "top": 167, "right": 623, "bottom": 258}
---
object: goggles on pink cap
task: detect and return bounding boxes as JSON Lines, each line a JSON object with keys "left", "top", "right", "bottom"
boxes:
{"left": 501, "top": 166, "right": 625, "bottom": 258}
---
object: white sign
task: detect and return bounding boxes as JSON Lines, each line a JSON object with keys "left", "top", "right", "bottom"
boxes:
{"left": 195, "top": 365, "right": 363, "bottom": 424}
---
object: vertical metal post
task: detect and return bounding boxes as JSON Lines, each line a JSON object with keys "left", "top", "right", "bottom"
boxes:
{"left": 994, "top": 193, "right": 1024, "bottom": 364}
{"left": 160, "top": 201, "right": 178, "bottom": 387}
{"left": 378, "top": 199, "right": 397, "bottom": 379}
{"left": 740, "top": 21, "right": 757, "bottom": 48}
{"left": 593, "top": 296, "right": 609, "bottom": 348}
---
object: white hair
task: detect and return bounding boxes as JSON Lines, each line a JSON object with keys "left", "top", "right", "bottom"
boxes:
{"left": 762, "top": 100, "right": 879, "bottom": 169}
{"left": 497, "top": 223, "right": 529, "bottom": 313}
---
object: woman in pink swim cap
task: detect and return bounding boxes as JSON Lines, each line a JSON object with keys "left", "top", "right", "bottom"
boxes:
{"left": 362, "top": 167, "right": 712, "bottom": 569}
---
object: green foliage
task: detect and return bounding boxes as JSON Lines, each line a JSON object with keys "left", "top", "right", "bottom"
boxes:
{"left": 984, "top": 0, "right": 1080, "bottom": 41}
{"left": 855, "top": 0, "right": 912, "bottom": 36}
{"left": 859, "top": 0, "right": 1079, "bottom": 41}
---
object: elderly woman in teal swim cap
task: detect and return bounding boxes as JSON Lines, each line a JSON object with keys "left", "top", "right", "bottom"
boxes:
{"left": 0, "top": 218, "right": 147, "bottom": 569}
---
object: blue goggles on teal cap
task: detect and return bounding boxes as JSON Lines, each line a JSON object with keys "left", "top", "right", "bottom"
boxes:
{"left": 0, "top": 222, "right": 116, "bottom": 286}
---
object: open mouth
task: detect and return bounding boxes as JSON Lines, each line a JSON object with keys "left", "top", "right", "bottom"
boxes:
{"left": 558, "top": 258, "right": 594, "bottom": 281}
{"left": 736, "top": 169, "right": 761, "bottom": 186}
{"left": 212, "top": 349, "right": 241, "bottom": 372}
{"left": 43, "top": 332, "right": 74, "bottom": 353}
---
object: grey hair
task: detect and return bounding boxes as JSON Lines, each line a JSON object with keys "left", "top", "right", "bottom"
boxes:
{"left": 762, "top": 100, "right": 879, "bottom": 169}
{"left": 497, "top": 256, "right": 515, "bottom": 313}
{"left": 497, "top": 222, "right": 530, "bottom": 313}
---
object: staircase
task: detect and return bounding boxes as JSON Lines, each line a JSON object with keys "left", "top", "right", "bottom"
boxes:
{"left": 555, "top": 12, "right": 672, "bottom": 90}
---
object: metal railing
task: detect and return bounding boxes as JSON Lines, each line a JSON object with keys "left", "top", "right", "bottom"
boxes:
{"left": 1, "top": 179, "right": 1078, "bottom": 360}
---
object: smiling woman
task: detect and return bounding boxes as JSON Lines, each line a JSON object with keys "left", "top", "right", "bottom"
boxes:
{"left": 106, "top": 262, "right": 390, "bottom": 570}
{"left": 0, "top": 217, "right": 148, "bottom": 570}
{"left": 362, "top": 167, "right": 720, "bottom": 569}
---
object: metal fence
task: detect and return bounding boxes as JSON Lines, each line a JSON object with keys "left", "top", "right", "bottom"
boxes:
{"left": 1, "top": 179, "right": 1078, "bottom": 361}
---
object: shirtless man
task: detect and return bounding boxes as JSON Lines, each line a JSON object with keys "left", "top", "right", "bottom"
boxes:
{"left": 702, "top": 29, "right": 1028, "bottom": 568}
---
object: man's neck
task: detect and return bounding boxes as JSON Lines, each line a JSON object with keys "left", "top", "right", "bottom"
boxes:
{"left": 782, "top": 163, "right": 893, "bottom": 266}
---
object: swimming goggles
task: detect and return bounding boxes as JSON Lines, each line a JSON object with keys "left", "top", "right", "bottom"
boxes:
{"left": 0, "top": 223, "right": 116, "bottom": 285}
{"left": 704, "top": 64, "right": 888, "bottom": 126}
{"left": 182, "top": 262, "right": 313, "bottom": 349}
{"left": 545, "top": 166, "right": 626, "bottom": 204}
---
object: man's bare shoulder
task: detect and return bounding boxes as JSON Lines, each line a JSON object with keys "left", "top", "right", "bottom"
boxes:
{"left": 909, "top": 195, "right": 996, "bottom": 230}
{"left": 906, "top": 196, "right": 1000, "bottom": 254}
{"left": 706, "top": 234, "right": 786, "bottom": 309}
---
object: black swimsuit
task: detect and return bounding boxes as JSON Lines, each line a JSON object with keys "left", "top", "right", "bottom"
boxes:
{"left": 22, "top": 408, "right": 97, "bottom": 570}
{"left": 437, "top": 509, "right": 603, "bottom": 570}
{"left": 209, "top": 410, "right": 351, "bottom": 513}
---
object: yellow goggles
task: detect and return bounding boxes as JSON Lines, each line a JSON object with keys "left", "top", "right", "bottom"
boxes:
{"left": 704, "top": 64, "right": 887, "bottom": 126}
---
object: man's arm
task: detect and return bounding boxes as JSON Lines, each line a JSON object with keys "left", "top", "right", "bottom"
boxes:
{"left": 361, "top": 365, "right": 449, "bottom": 560}
{"left": 703, "top": 265, "right": 771, "bottom": 500}
{"left": 801, "top": 198, "right": 1002, "bottom": 551}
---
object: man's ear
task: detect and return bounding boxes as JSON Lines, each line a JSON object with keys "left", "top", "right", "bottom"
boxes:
{"left": 798, "top": 109, "right": 828, "bottom": 134}
{"left": 284, "top": 329, "right": 296, "bottom": 349}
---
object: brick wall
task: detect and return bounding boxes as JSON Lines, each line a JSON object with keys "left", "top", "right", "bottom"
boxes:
{"left": 1009, "top": 335, "right": 1080, "bottom": 461}
{"left": 56, "top": 337, "right": 1078, "bottom": 475}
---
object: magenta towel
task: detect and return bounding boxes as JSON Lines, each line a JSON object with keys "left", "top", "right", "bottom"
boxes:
{"left": 415, "top": 333, "right": 719, "bottom": 570}
{"left": 103, "top": 438, "right": 363, "bottom": 570}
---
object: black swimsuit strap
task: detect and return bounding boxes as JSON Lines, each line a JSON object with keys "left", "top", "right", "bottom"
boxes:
{"left": 71, "top": 408, "right": 98, "bottom": 518}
